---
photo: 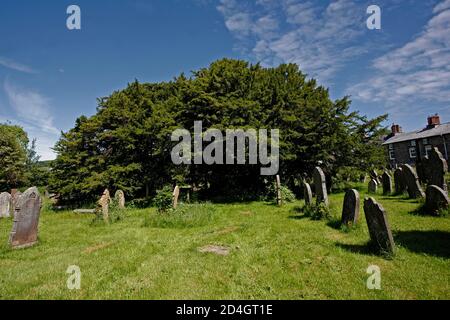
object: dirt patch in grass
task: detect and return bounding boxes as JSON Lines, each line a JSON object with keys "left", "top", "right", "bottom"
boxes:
{"left": 198, "top": 245, "right": 230, "bottom": 256}
{"left": 240, "top": 211, "right": 253, "bottom": 216}
{"left": 83, "top": 242, "right": 114, "bottom": 254}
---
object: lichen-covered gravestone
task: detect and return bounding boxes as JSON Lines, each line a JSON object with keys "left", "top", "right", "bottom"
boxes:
{"left": 341, "top": 189, "right": 360, "bottom": 226}
{"left": 173, "top": 185, "right": 180, "bottom": 209}
{"left": 114, "top": 190, "right": 125, "bottom": 209}
{"left": 303, "top": 182, "right": 312, "bottom": 206}
{"left": 425, "top": 185, "right": 450, "bottom": 216}
{"left": 9, "top": 187, "right": 42, "bottom": 249}
{"left": 368, "top": 179, "right": 377, "bottom": 194}
{"left": 394, "top": 167, "right": 406, "bottom": 195}
{"left": 313, "top": 167, "right": 328, "bottom": 206}
{"left": 364, "top": 197, "right": 395, "bottom": 255}
{"left": 0, "top": 192, "right": 11, "bottom": 218}
{"left": 276, "top": 175, "right": 282, "bottom": 206}
{"left": 10, "top": 190, "right": 22, "bottom": 217}
{"left": 381, "top": 171, "right": 393, "bottom": 195}
{"left": 426, "top": 148, "right": 448, "bottom": 192}
{"left": 401, "top": 164, "right": 425, "bottom": 198}
{"left": 98, "top": 189, "right": 111, "bottom": 222}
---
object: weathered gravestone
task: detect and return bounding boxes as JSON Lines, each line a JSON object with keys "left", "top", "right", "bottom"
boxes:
{"left": 370, "top": 170, "right": 380, "bottom": 184}
{"left": 276, "top": 175, "right": 282, "bottom": 206}
{"left": 381, "top": 171, "right": 393, "bottom": 195}
{"left": 368, "top": 179, "right": 378, "bottom": 194}
{"left": 313, "top": 167, "right": 328, "bottom": 206}
{"left": 9, "top": 187, "right": 42, "bottom": 249}
{"left": 401, "top": 164, "right": 425, "bottom": 198}
{"left": 425, "top": 185, "right": 450, "bottom": 216}
{"left": 364, "top": 197, "right": 395, "bottom": 255}
{"left": 0, "top": 192, "right": 11, "bottom": 218}
{"left": 303, "top": 182, "right": 313, "bottom": 206}
{"left": 97, "top": 189, "right": 111, "bottom": 222}
{"left": 10, "top": 191, "right": 22, "bottom": 217}
{"left": 425, "top": 148, "right": 448, "bottom": 192}
{"left": 173, "top": 185, "right": 180, "bottom": 209}
{"left": 341, "top": 189, "right": 360, "bottom": 226}
{"left": 114, "top": 190, "right": 125, "bottom": 209}
{"left": 394, "top": 167, "right": 406, "bottom": 195}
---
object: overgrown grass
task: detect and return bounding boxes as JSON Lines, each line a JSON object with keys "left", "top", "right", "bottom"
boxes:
{"left": 0, "top": 185, "right": 449, "bottom": 300}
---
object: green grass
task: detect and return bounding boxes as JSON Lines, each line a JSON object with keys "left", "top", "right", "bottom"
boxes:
{"left": 0, "top": 186, "right": 449, "bottom": 300}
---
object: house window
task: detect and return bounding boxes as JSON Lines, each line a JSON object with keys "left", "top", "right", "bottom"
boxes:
{"left": 389, "top": 150, "right": 395, "bottom": 160}
{"left": 423, "top": 138, "right": 429, "bottom": 145}
{"left": 409, "top": 147, "right": 417, "bottom": 159}
{"left": 410, "top": 140, "right": 416, "bottom": 147}
{"left": 425, "top": 145, "right": 432, "bottom": 157}
{"left": 389, "top": 144, "right": 394, "bottom": 150}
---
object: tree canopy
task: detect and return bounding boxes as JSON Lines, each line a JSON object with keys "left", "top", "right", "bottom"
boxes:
{"left": 50, "top": 59, "right": 388, "bottom": 203}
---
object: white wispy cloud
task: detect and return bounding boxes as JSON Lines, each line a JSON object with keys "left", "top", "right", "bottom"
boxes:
{"left": 348, "top": 0, "right": 450, "bottom": 115}
{"left": 217, "top": 0, "right": 371, "bottom": 82}
{"left": 0, "top": 56, "right": 36, "bottom": 74}
{"left": 3, "top": 80, "right": 59, "bottom": 160}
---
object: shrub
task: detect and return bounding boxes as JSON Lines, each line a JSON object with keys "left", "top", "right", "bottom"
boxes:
{"left": 153, "top": 186, "right": 174, "bottom": 213}
{"left": 143, "top": 203, "right": 216, "bottom": 228}
{"left": 302, "top": 202, "right": 331, "bottom": 221}
{"left": 265, "top": 183, "right": 296, "bottom": 203}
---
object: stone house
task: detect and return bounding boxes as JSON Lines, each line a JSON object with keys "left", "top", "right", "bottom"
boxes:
{"left": 383, "top": 114, "right": 450, "bottom": 167}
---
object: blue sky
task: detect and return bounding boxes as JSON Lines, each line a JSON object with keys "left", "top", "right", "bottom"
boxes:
{"left": 0, "top": 0, "right": 449, "bottom": 160}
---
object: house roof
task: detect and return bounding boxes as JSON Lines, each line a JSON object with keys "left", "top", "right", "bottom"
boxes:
{"left": 382, "top": 122, "right": 450, "bottom": 145}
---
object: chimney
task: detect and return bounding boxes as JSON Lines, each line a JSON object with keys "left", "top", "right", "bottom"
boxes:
{"left": 427, "top": 114, "right": 440, "bottom": 128}
{"left": 391, "top": 124, "right": 402, "bottom": 135}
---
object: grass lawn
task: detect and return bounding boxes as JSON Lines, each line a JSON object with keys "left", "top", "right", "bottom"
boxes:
{"left": 0, "top": 186, "right": 449, "bottom": 300}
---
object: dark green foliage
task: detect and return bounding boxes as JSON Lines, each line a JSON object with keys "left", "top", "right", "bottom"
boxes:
{"left": 302, "top": 203, "right": 332, "bottom": 221}
{"left": 0, "top": 123, "right": 28, "bottom": 189}
{"left": 153, "top": 186, "right": 174, "bottom": 213}
{"left": 143, "top": 203, "right": 216, "bottom": 228}
{"left": 265, "top": 183, "right": 296, "bottom": 203}
{"left": 50, "top": 59, "right": 388, "bottom": 202}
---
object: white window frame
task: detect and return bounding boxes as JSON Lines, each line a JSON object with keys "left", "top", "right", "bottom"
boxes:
{"left": 389, "top": 149, "right": 395, "bottom": 160}
{"left": 389, "top": 144, "right": 394, "bottom": 150}
{"left": 424, "top": 145, "right": 432, "bottom": 157}
{"left": 409, "top": 147, "right": 417, "bottom": 159}
{"left": 410, "top": 140, "right": 416, "bottom": 147}
{"left": 423, "top": 138, "right": 429, "bottom": 145}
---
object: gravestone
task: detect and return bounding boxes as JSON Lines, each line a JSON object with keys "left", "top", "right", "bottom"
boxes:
{"left": 10, "top": 191, "right": 22, "bottom": 217}
{"left": 303, "top": 182, "right": 313, "bottom": 206}
{"left": 425, "top": 185, "right": 450, "bottom": 216}
{"left": 313, "top": 167, "right": 328, "bottom": 206}
{"left": 173, "top": 185, "right": 180, "bottom": 209}
{"left": 401, "top": 164, "right": 425, "bottom": 198}
{"left": 341, "top": 189, "right": 360, "bottom": 226}
{"left": 370, "top": 170, "right": 380, "bottom": 184}
{"left": 381, "top": 171, "right": 393, "bottom": 195}
{"left": 0, "top": 192, "right": 11, "bottom": 218}
{"left": 98, "top": 189, "right": 111, "bottom": 222}
{"left": 363, "top": 197, "right": 395, "bottom": 255}
{"left": 114, "top": 190, "right": 125, "bottom": 209}
{"left": 9, "top": 187, "right": 42, "bottom": 249}
{"left": 425, "top": 148, "right": 448, "bottom": 192}
{"left": 394, "top": 168, "right": 406, "bottom": 194}
{"left": 276, "top": 175, "right": 282, "bottom": 206}
{"left": 368, "top": 179, "right": 377, "bottom": 194}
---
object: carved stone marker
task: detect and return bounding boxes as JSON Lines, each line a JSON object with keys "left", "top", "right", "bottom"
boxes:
{"left": 303, "top": 182, "right": 313, "bottom": 206}
{"left": 98, "top": 189, "right": 111, "bottom": 222}
{"left": 114, "top": 190, "right": 125, "bottom": 209}
{"left": 401, "top": 164, "right": 425, "bottom": 198}
{"left": 341, "top": 189, "right": 360, "bottom": 226}
{"left": 368, "top": 179, "right": 377, "bottom": 194}
{"left": 9, "top": 187, "right": 42, "bottom": 249}
{"left": 0, "top": 192, "right": 11, "bottom": 218}
{"left": 363, "top": 197, "right": 395, "bottom": 255}
{"left": 10, "top": 191, "right": 22, "bottom": 217}
{"left": 394, "top": 168, "right": 405, "bottom": 195}
{"left": 425, "top": 185, "right": 450, "bottom": 216}
{"left": 381, "top": 171, "right": 393, "bottom": 195}
{"left": 173, "top": 185, "right": 180, "bottom": 209}
{"left": 370, "top": 170, "right": 380, "bottom": 184}
{"left": 425, "top": 148, "right": 448, "bottom": 192}
{"left": 276, "top": 175, "right": 282, "bottom": 206}
{"left": 313, "top": 167, "right": 328, "bottom": 206}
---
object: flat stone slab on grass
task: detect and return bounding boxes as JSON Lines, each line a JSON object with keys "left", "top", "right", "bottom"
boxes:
{"left": 74, "top": 209, "right": 96, "bottom": 214}
{"left": 198, "top": 245, "right": 230, "bottom": 256}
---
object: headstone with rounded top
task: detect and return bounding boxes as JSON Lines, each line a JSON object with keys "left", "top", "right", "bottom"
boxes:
{"left": 303, "top": 182, "right": 313, "bottom": 206}
{"left": 0, "top": 192, "right": 11, "bottom": 218}
{"left": 313, "top": 167, "right": 328, "bottom": 206}
{"left": 394, "top": 167, "right": 406, "bottom": 195}
{"left": 425, "top": 185, "right": 449, "bottom": 216}
{"left": 401, "top": 164, "right": 425, "bottom": 199}
{"left": 382, "top": 171, "right": 393, "bottom": 195}
{"left": 368, "top": 179, "right": 378, "bottom": 194}
{"left": 341, "top": 189, "right": 360, "bottom": 226}
{"left": 114, "top": 190, "right": 125, "bottom": 209}
{"left": 363, "top": 197, "right": 395, "bottom": 255}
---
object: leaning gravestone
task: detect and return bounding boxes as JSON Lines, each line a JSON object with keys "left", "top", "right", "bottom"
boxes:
{"left": 364, "top": 197, "right": 395, "bottom": 255}
{"left": 368, "top": 179, "right": 378, "bottom": 194}
{"left": 276, "top": 175, "right": 282, "bottom": 206}
{"left": 303, "top": 182, "right": 313, "bottom": 206}
{"left": 114, "top": 190, "right": 125, "bottom": 209}
{"left": 313, "top": 167, "right": 328, "bottom": 206}
{"left": 341, "top": 189, "right": 360, "bottom": 226}
{"left": 425, "top": 185, "right": 450, "bottom": 216}
{"left": 370, "top": 170, "right": 380, "bottom": 184}
{"left": 425, "top": 148, "right": 448, "bottom": 192}
{"left": 381, "top": 171, "right": 393, "bottom": 195}
{"left": 394, "top": 167, "right": 406, "bottom": 195}
{"left": 97, "top": 189, "right": 111, "bottom": 222}
{"left": 401, "top": 164, "right": 425, "bottom": 199}
{"left": 173, "top": 185, "right": 180, "bottom": 209}
{"left": 0, "top": 192, "right": 12, "bottom": 218}
{"left": 9, "top": 187, "right": 42, "bottom": 249}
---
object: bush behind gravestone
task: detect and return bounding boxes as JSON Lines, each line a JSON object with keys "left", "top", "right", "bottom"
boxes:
{"left": 265, "top": 183, "right": 296, "bottom": 203}
{"left": 153, "top": 186, "right": 174, "bottom": 213}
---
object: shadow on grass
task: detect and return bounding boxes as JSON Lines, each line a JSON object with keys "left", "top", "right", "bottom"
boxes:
{"left": 288, "top": 215, "right": 310, "bottom": 220}
{"left": 335, "top": 241, "right": 378, "bottom": 256}
{"left": 326, "top": 218, "right": 342, "bottom": 230}
{"left": 393, "top": 230, "right": 450, "bottom": 259}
